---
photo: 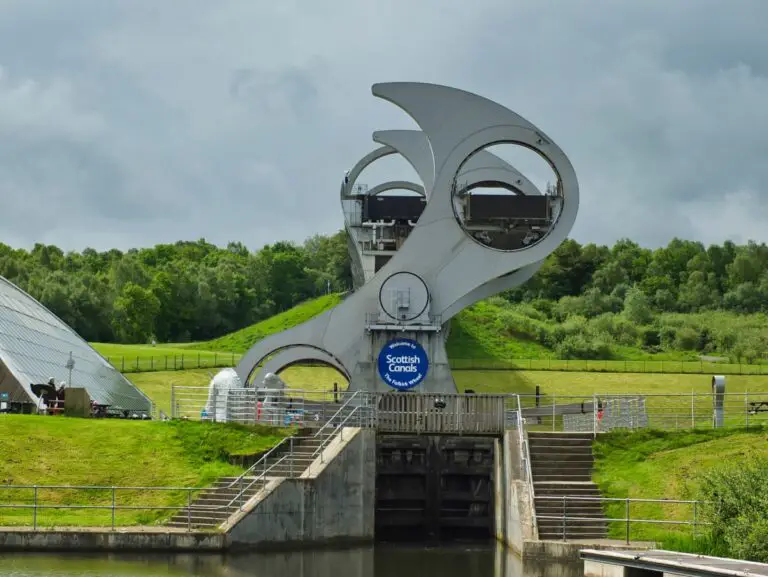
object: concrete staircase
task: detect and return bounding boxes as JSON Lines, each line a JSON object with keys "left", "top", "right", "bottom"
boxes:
{"left": 166, "top": 431, "right": 333, "bottom": 529}
{"left": 527, "top": 431, "right": 607, "bottom": 540}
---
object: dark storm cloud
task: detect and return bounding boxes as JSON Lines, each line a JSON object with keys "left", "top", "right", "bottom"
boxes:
{"left": 1, "top": 0, "right": 767, "bottom": 251}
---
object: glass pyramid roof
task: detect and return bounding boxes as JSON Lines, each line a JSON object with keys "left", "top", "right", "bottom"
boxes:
{"left": 0, "top": 276, "right": 152, "bottom": 414}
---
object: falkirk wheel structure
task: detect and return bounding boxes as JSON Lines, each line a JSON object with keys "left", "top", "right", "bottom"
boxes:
{"left": 235, "top": 82, "right": 579, "bottom": 394}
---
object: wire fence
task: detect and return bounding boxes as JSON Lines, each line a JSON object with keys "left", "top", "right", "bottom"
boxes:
{"left": 518, "top": 392, "right": 768, "bottom": 432}
{"left": 0, "top": 485, "right": 202, "bottom": 530}
{"left": 450, "top": 357, "right": 768, "bottom": 375}
{"left": 107, "top": 353, "right": 241, "bottom": 373}
{"left": 105, "top": 354, "right": 768, "bottom": 376}
{"left": 0, "top": 484, "right": 357, "bottom": 532}
{"left": 534, "top": 496, "right": 706, "bottom": 543}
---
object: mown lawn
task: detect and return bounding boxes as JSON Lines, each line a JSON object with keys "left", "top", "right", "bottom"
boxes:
{"left": 593, "top": 429, "right": 768, "bottom": 545}
{"left": 0, "top": 416, "right": 287, "bottom": 528}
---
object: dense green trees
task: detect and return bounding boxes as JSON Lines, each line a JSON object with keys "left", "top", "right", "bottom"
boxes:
{"left": 2, "top": 232, "right": 768, "bottom": 348}
{"left": 0, "top": 233, "right": 352, "bottom": 344}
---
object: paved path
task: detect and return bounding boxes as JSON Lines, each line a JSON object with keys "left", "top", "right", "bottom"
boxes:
{"left": 581, "top": 549, "right": 768, "bottom": 577}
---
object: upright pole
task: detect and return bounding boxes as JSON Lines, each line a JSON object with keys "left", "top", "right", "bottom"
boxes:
{"left": 33, "top": 486, "right": 38, "bottom": 530}
{"left": 625, "top": 498, "right": 631, "bottom": 544}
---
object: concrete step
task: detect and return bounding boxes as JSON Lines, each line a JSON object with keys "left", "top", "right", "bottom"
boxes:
{"left": 537, "top": 530, "right": 608, "bottom": 540}
{"left": 531, "top": 465, "right": 594, "bottom": 475}
{"left": 528, "top": 433, "right": 594, "bottom": 440}
{"left": 533, "top": 474, "right": 594, "bottom": 483}
{"left": 537, "top": 520, "right": 608, "bottom": 531}
{"left": 535, "top": 507, "right": 605, "bottom": 517}
{"left": 535, "top": 501, "right": 605, "bottom": 510}
{"left": 528, "top": 432, "right": 595, "bottom": 438}
{"left": 529, "top": 444, "right": 594, "bottom": 453}
{"left": 533, "top": 483, "right": 602, "bottom": 496}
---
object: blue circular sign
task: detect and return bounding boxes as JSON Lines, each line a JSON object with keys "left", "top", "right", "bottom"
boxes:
{"left": 377, "top": 338, "right": 429, "bottom": 391}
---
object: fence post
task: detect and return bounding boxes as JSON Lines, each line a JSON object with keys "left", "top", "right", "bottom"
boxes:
{"left": 33, "top": 486, "right": 38, "bottom": 530}
{"left": 290, "top": 436, "right": 295, "bottom": 477}
{"left": 111, "top": 487, "right": 116, "bottom": 530}
{"left": 691, "top": 393, "right": 695, "bottom": 429}
{"left": 181, "top": 354, "right": 185, "bottom": 370}
{"left": 562, "top": 496, "right": 567, "bottom": 541}
{"left": 136, "top": 356, "right": 140, "bottom": 371}
{"left": 121, "top": 356, "right": 125, "bottom": 372}
{"left": 592, "top": 394, "right": 597, "bottom": 438}
{"left": 625, "top": 498, "right": 630, "bottom": 544}
{"left": 552, "top": 396, "right": 556, "bottom": 432}
{"left": 214, "top": 352, "right": 218, "bottom": 367}
{"left": 165, "top": 356, "right": 168, "bottom": 370}
{"left": 151, "top": 356, "right": 154, "bottom": 371}
{"left": 746, "top": 391, "right": 750, "bottom": 427}
{"left": 171, "top": 385, "right": 176, "bottom": 419}
{"left": 187, "top": 489, "right": 192, "bottom": 532}
{"left": 693, "top": 501, "right": 698, "bottom": 539}
{"left": 198, "top": 353, "right": 201, "bottom": 368}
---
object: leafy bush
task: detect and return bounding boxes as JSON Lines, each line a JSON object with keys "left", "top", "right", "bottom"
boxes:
{"left": 698, "top": 456, "right": 768, "bottom": 562}
{"left": 555, "top": 334, "right": 613, "bottom": 360}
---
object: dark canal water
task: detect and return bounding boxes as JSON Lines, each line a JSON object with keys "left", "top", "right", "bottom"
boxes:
{"left": 0, "top": 543, "right": 581, "bottom": 577}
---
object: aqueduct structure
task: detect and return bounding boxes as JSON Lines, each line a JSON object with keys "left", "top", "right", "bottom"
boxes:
{"left": 235, "top": 82, "right": 579, "bottom": 394}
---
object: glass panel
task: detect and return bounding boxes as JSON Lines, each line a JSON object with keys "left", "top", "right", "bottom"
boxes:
{"left": 0, "top": 277, "right": 152, "bottom": 414}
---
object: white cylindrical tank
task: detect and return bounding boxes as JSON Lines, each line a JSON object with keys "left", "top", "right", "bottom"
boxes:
{"left": 203, "top": 368, "right": 243, "bottom": 423}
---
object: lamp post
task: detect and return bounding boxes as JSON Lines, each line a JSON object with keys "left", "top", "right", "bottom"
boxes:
{"left": 65, "top": 352, "right": 75, "bottom": 387}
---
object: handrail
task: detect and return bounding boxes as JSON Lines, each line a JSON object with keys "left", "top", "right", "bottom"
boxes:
{"left": 308, "top": 391, "right": 367, "bottom": 466}
{"left": 226, "top": 435, "right": 293, "bottom": 489}
{"left": 309, "top": 405, "right": 363, "bottom": 464}
{"left": 220, "top": 392, "right": 368, "bottom": 513}
{"left": 312, "top": 390, "right": 361, "bottom": 440}
{"left": 516, "top": 394, "right": 538, "bottom": 538}
{"left": 225, "top": 449, "right": 294, "bottom": 511}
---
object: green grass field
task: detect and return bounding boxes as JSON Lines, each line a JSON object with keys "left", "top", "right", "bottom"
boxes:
{"left": 0, "top": 416, "right": 287, "bottom": 528}
{"left": 593, "top": 429, "right": 768, "bottom": 547}
{"left": 90, "top": 294, "right": 768, "bottom": 376}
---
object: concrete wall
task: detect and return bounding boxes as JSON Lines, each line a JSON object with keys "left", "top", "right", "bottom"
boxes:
{"left": 0, "top": 530, "right": 224, "bottom": 552}
{"left": 495, "top": 430, "right": 536, "bottom": 555}
{"left": 226, "top": 427, "right": 376, "bottom": 550}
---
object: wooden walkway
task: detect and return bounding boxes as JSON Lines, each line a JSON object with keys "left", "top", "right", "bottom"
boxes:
{"left": 581, "top": 549, "right": 768, "bottom": 577}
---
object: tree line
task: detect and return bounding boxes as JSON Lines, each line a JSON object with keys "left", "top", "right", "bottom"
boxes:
{"left": 0, "top": 234, "right": 351, "bottom": 344}
{"left": 2, "top": 234, "right": 768, "bottom": 345}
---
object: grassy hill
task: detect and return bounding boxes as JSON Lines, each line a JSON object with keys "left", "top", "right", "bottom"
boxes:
{"left": 186, "top": 293, "right": 343, "bottom": 354}
{"left": 90, "top": 293, "right": 343, "bottom": 371}
{"left": 448, "top": 297, "right": 768, "bottom": 364}
{"left": 0, "top": 416, "right": 287, "bottom": 527}
{"left": 593, "top": 428, "right": 768, "bottom": 552}
{"left": 93, "top": 293, "right": 768, "bottom": 378}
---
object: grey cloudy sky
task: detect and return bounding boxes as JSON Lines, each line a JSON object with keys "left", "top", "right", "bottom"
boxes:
{"left": 1, "top": 0, "right": 767, "bottom": 252}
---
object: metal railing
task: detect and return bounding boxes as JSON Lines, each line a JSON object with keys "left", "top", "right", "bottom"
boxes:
{"left": 515, "top": 396, "right": 538, "bottom": 538}
{"left": 517, "top": 392, "right": 768, "bottom": 434}
{"left": 172, "top": 387, "right": 508, "bottom": 434}
{"left": 535, "top": 495, "right": 708, "bottom": 544}
{"left": 0, "top": 484, "right": 202, "bottom": 531}
{"left": 223, "top": 391, "right": 369, "bottom": 512}
{"left": 307, "top": 391, "right": 370, "bottom": 471}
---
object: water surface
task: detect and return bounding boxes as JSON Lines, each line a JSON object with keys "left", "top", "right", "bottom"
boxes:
{"left": 0, "top": 543, "right": 582, "bottom": 577}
